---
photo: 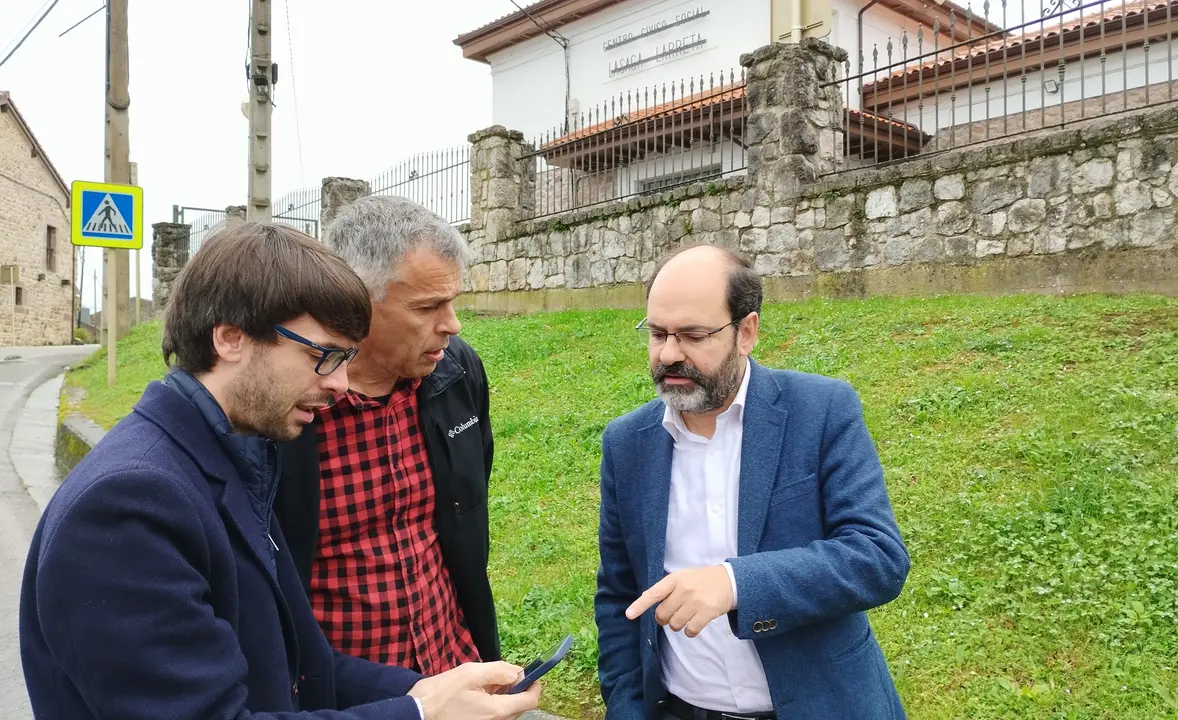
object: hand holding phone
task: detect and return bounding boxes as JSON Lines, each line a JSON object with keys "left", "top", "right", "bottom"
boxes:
{"left": 409, "top": 661, "right": 540, "bottom": 720}
{"left": 504, "top": 635, "right": 574, "bottom": 695}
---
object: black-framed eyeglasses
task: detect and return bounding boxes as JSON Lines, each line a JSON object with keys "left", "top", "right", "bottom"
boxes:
{"left": 273, "top": 325, "right": 359, "bottom": 376}
{"left": 636, "top": 317, "right": 741, "bottom": 347}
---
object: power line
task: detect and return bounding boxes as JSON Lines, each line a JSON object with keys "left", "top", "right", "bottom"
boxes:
{"left": 508, "top": 0, "right": 568, "bottom": 46}
{"left": 59, "top": 4, "right": 105, "bottom": 38}
{"left": 507, "top": 0, "right": 572, "bottom": 131}
{"left": 2, "top": 0, "right": 53, "bottom": 53}
{"left": 284, "top": 0, "right": 305, "bottom": 184}
{"left": 245, "top": 3, "right": 253, "bottom": 94}
{"left": 0, "top": 0, "right": 65, "bottom": 70}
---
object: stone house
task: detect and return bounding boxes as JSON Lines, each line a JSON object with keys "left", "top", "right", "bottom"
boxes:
{"left": 0, "top": 91, "right": 74, "bottom": 346}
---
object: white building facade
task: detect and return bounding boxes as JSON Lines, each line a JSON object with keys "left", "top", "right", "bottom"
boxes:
{"left": 466, "top": 0, "right": 771, "bottom": 142}
{"left": 455, "top": 0, "right": 992, "bottom": 213}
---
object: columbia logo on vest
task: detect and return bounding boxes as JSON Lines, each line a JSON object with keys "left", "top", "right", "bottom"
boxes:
{"left": 448, "top": 416, "right": 479, "bottom": 438}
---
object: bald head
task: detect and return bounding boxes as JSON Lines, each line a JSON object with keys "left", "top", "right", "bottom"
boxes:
{"left": 646, "top": 244, "right": 763, "bottom": 325}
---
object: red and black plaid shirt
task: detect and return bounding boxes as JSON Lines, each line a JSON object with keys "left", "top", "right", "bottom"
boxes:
{"left": 308, "top": 379, "right": 480, "bottom": 673}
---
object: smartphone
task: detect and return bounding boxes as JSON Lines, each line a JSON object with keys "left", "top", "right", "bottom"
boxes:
{"left": 504, "top": 635, "right": 574, "bottom": 695}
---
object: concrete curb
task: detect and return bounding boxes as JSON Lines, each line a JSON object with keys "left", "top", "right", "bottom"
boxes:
{"left": 54, "top": 414, "right": 106, "bottom": 479}
{"left": 11, "top": 374, "right": 70, "bottom": 513}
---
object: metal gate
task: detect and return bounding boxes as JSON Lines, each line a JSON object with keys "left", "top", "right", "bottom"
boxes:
{"left": 173, "top": 206, "right": 228, "bottom": 257}
{"left": 272, "top": 187, "right": 321, "bottom": 239}
{"left": 174, "top": 196, "right": 321, "bottom": 259}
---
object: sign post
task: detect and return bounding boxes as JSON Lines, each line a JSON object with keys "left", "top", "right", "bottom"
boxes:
{"left": 70, "top": 180, "right": 144, "bottom": 387}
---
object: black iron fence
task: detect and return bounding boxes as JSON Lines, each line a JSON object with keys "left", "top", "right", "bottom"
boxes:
{"left": 523, "top": 68, "right": 749, "bottom": 220}
{"left": 827, "top": 0, "right": 1178, "bottom": 171}
{"left": 366, "top": 145, "right": 471, "bottom": 224}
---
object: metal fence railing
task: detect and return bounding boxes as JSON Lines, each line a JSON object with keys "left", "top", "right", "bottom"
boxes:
{"left": 366, "top": 145, "right": 471, "bottom": 225}
{"left": 173, "top": 205, "right": 228, "bottom": 258}
{"left": 273, "top": 185, "right": 321, "bottom": 238}
{"left": 827, "top": 0, "right": 1178, "bottom": 172}
{"left": 523, "top": 68, "right": 749, "bottom": 220}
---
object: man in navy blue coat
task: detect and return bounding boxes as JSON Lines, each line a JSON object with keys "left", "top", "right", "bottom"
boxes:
{"left": 19, "top": 222, "right": 541, "bottom": 720}
{"left": 595, "top": 244, "right": 910, "bottom": 720}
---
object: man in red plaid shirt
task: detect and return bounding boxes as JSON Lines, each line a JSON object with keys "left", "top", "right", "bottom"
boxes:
{"left": 276, "top": 195, "right": 499, "bottom": 675}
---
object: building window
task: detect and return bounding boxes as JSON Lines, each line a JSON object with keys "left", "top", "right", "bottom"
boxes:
{"left": 14, "top": 286, "right": 24, "bottom": 306}
{"left": 46, "top": 226, "right": 57, "bottom": 273}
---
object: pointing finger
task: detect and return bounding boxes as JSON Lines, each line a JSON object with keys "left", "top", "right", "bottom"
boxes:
{"left": 626, "top": 576, "right": 674, "bottom": 619}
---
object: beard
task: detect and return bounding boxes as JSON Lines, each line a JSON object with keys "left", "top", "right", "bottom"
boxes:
{"left": 651, "top": 338, "right": 743, "bottom": 414}
{"left": 226, "top": 348, "right": 332, "bottom": 441}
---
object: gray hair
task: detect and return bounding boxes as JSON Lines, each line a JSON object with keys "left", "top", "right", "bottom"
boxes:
{"left": 323, "top": 194, "right": 471, "bottom": 299}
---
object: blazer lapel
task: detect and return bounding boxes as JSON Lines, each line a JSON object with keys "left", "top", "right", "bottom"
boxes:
{"left": 638, "top": 419, "right": 674, "bottom": 588}
{"left": 216, "top": 480, "right": 279, "bottom": 582}
{"left": 738, "top": 361, "right": 788, "bottom": 557}
{"left": 216, "top": 476, "right": 301, "bottom": 678}
{"left": 136, "top": 383, "right": 284, "bottom": 591}
{"left": 135, "top": 382, "right": 299, "bottom": 671}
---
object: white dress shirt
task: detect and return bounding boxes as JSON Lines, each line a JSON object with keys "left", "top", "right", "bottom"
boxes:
{"left": 660, "top": 358, "right": 773, "bottom": 713}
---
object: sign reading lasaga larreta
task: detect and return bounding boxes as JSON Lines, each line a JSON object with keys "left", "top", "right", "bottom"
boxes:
{"left": 605, "top": 6, "right": 711, "bottom": 78}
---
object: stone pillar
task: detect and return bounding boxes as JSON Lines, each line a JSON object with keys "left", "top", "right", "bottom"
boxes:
{"left": 741, "top": 38, "right": 848, "bottom": 201}
{"left": 224, "top": 205, "right": 247, "bottom": 227}
{"left": 151, "top": 222, "right": 191, "bottom": 312}
{"left": 468, "top": 125, "right": 535, "bottom": 245}
{"left": 320, "top": 177, "right": 371, "bottom": 236}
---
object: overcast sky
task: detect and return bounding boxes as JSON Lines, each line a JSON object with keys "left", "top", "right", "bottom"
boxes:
{"left": 1, "top": 0, "right": 511, "bottom": 310}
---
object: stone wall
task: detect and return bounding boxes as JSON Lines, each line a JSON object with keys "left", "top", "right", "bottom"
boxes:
{"left": 804, "top": 107, "right": 1178, "bottom": 273}
{"left": 464, "top": 177, "right": 748, "bottom": 294}
{"left": 0, "top": 103, "right": 74, "bottom": 346}
{"left": 151, "top": 223, "right": 190, "bottom": 313}
{"left": 453, "top": 42, "right": 1178, "bottom": 311}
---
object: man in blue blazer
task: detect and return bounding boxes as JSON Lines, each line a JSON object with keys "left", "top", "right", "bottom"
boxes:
{"left": 595, "top": 244, "right": 910, "bottom": 720}
{"left": 19, "top": 223, "right": 540, "bottom": 720}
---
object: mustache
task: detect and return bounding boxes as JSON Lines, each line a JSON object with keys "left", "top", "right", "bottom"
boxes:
{"left": 653, "top": 362, "right": 705, "bottom": 384}
{"left": 296, "top": 394, "right": 336, "bottom": 409}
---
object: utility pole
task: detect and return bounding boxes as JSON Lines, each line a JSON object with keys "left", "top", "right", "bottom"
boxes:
{"left": 247, "top": 0, "right": 273, "bottom": 221}
{"left": 76, "top": 246, "right": 84, "bottom": 331}
{"left": 131, "top": 161, "right": 140, "bottom": 325}
{"left": 105, "top": 0, "right": 131, "bottom": 386}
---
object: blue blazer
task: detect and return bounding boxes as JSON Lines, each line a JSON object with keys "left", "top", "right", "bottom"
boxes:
{"left": 595, "top": 360, "right": 910, "bottom": 720}
{"left": 20, "top": 382, "right": 424, "bottom": 720}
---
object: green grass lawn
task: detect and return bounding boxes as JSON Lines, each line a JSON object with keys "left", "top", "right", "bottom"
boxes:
{"left": 63, "top": 293, "right": 1178, "bottom": 719}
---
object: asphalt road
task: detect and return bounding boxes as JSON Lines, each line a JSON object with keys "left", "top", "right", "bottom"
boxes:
{"left": 0, "top": 345, "right": 98, "bottom": 720}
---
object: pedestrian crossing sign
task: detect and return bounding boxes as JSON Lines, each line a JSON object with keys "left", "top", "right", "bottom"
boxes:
{"left": 70, "top": 180, "right": 144, "bottom": 249}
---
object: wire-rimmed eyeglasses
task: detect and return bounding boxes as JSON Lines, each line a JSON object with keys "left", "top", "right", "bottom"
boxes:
{"left": 635, "top": 317, "right": 741, "bottom": 347}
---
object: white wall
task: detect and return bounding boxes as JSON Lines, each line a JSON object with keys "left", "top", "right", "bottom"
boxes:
{"left": 891, "top": 43, "right": 1178, "bottom": 135}
{"left": 488, "top": 0, "right": 772, "bottom": 142}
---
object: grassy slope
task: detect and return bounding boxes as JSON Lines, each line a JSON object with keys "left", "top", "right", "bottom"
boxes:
{"left": 65, "top": 294, "right": 1178, "bottom": 718}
